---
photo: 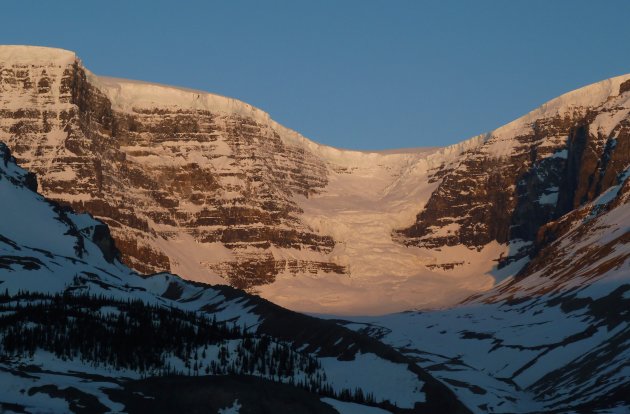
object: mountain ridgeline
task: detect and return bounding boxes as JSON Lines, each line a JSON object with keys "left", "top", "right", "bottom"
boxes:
{"left": 397, "top": 79, "right": 630, "bottom": 258}
{"left": 1, "top": 46, "right": 629, "bottom": 313}
{"left": 0, "top": 46, "right": 629, "bottom": 413}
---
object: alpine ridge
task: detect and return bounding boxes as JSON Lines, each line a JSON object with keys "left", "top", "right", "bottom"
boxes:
{"left": 1, "top": 45, "right": 629, "bottom": 315}
{"left": 0, "top": 45, "right": 629, "bottom": 413}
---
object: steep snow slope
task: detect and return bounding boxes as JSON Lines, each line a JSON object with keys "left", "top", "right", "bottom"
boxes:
{"left": 259, "top": 139, "right": 508, "bottom": 314}
{"left": 0, "top": 141, "right": 470, "bottom": 413}
{"left": 2, "top": 45, "right": 629, "bottom": 314}
{"left": 345, "top": 168, "right": 630, "bottom": 413}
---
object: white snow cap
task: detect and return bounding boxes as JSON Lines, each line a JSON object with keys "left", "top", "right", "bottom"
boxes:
{"left": 0, "top": 45, "right": 76, "bottom": 66}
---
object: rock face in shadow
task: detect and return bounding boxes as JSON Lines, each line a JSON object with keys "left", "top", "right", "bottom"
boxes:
{"left": 106, "top": 375, "right": 340, "bottom": 414}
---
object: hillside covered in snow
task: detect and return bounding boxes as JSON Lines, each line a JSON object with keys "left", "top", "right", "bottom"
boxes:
{"left": 0, "top": 141, "right": 468, "bottom": 413}
{"left": 345, "top": 166, "right": 630, "bottom": 412}
{"left": 0, "top": 45, "right": 629, "bottom": 413}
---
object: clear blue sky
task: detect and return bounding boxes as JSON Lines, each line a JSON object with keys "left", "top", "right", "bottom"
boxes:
{"left": 3, "top": 1, "right": 630, "bottom": 150}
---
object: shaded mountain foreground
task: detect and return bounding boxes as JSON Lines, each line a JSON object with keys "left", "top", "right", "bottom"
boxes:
{"left": 0, "top": 142, "right": 469, "bottom": 412}
{"left": 347, "top": 165, "right": 630, "bottom": 413}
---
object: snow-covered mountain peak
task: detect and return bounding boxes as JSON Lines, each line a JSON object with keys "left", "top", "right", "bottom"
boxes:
{"left": 2, "top": 45, "right": 629, "bottom": 315}
{"left": 524, "top": 73, "right": 630, "bottom": 119}
{"left": 484, "top": 73, "right": 630, "bottom": 156}
{"left": 89, "top": 73, "right": 465, "bottom": 172}
{"left": 91, "top": 75, "right": 273, "bottom": 124}
{"left": 1, "top": 44, "right": 628, "bottom": 413}
{"left": 0, "top": 45, "right": 76, "bottom": 66}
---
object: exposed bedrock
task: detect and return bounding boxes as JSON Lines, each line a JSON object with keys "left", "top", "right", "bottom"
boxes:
{"left": 397, "top": 83, "right": 630, "bottom": 267}
{"left": 0, "top": 54, "right": 342, "bottom": 287}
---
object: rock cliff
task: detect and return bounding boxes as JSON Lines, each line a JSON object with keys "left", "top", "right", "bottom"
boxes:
{"left": 1, "top": 45, "right": 628, "bottom": 314}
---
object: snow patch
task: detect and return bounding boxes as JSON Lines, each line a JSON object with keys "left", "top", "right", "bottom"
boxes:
{"left": 218, "top": 399, "right": 242, "bottom": 414}
{"left": 319, "top": 353, "right": 425, "bottom": 408}
{"left": 321, "top": 398, "right": 392, "bottom": 414}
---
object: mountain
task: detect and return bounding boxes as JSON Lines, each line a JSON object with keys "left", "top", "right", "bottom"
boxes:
{"left": 2, "top": 46, "right": 628, "bottom": 315}
{"left": 347, "top": 164, "right": 629, "bottom": 413}
{"left": 0, "top": 141, "right": 469, "bottom": 413}
{"left": 1, "top": 45, "right": 628, "bottom": 413}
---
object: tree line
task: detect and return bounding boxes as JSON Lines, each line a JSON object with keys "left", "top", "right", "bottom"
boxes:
{"left": 0, "top": 291, "right": 376, "bottom": 406}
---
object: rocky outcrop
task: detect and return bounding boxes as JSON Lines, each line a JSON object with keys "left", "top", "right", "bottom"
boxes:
{"left": 397, "top": 77, "right": 630, "bottom": 267}
{"left": 0, "top": 47, "right": 343, "bottom": 287}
